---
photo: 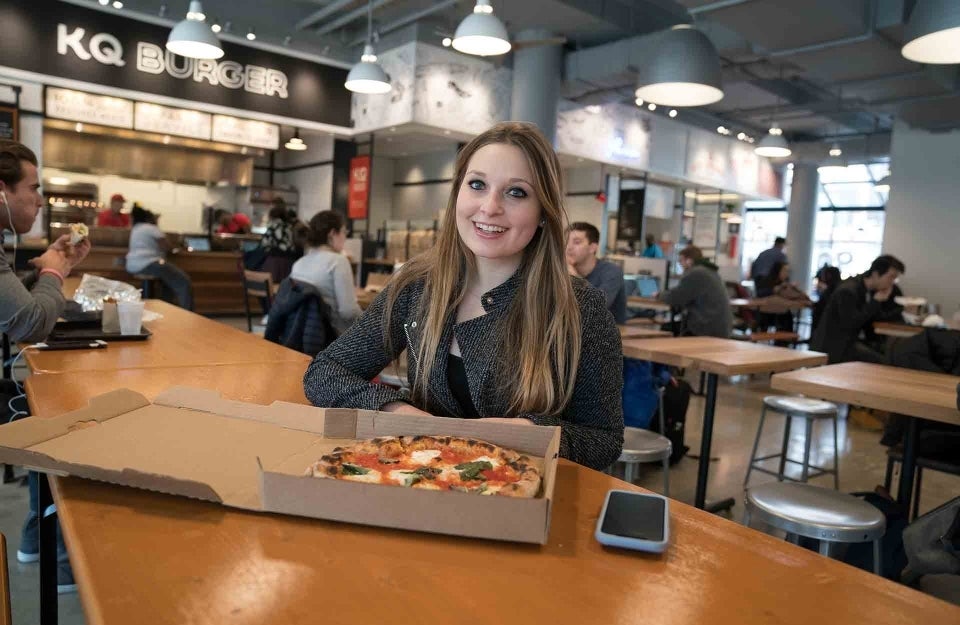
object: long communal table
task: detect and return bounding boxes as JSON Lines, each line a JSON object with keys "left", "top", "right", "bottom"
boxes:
{"left": 772, "top": 362, "right": 960, "bottom": 511}
{"left": 622, "top": 337, "right": 827, "bottom": 511}
{"left": 24, "top": 366, "right": 959, "bottom": 625}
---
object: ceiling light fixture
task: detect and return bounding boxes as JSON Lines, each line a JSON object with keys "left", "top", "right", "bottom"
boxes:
{"left": 442, "top": 37, "right": 452, "bottom": 47}
{"left": 98, "top": 0, "right": 109, "bottom": 5}
{"left": 828, "top": 143, "right": 842, "bottom": 157}
{"left": 635, "top": 97, "right": 644, "bottom": 106}
{"left": 634, "top": 24, "right": 724, "bottom": 107}
{"left": 166, "top": 1, "right": 223, "bottom": 60}
{"left": 285, "top": 129, "right": 307, "bottom": 151}
{"left": 585, "top": 104, "right": 602, "bottom": 114}
{"left": 647, "top": 103, "right": 657, "bottom": 111}
{"left": 901, "top": 0, "right": 960, "bottom": 64}
{"left": 210, "top": 20, "right": 221, "bottom": 33}
{"left": 112, "top": 1, "right": 123, "bottom": 8}
{"left": 754, "top": 123, "right": 792, "bottom": 158}
{"left": 345, "top": 1, "right": 392, "bottom": 94}
{"left": 246, "top": 28, "right": 256, "bottom": 41}
{"left": 452, "top": 0, "right": 511, "bottom": 57}
{"left": 669, "top": 109, "right": 677, "bottom": 118}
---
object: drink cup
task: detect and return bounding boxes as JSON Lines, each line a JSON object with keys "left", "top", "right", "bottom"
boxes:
{"left": 101, "top": 301, "right": 120, "bottom": 333}
{"left": 117, "top": 301, "right": 145, "bottom": 335}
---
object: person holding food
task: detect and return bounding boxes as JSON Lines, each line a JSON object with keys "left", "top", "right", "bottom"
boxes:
{"left": 125, "top": 206, "right": 194, "bottom": 310}
{"left": 303, "top": 122, "right": 624, "bottom": 471}
{"left": 0, "top": 139, "right": 89, "bottom": 593}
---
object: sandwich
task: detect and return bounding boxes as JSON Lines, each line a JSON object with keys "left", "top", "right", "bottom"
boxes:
{"left": 69, "top": 223, "right": 89, "bottom": 245}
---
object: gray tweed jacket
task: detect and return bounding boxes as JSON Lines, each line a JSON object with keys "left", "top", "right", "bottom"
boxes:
{"left": 302, "top": 272, "right": 624, "bottom": 470}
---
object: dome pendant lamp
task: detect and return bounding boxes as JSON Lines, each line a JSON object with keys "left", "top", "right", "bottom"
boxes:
{"left": 345, "top": 0, "right": 392, "bottom": 94}
{"left": 166, "top": 1, "right": 224, "bottom": 60}
{"left": 902, "top": 0, "right": 960, "bottom": 64}
{"left": 452, "top": 0, "right": 511, "bottom": 57}
{"left": 634, "top": 24, "right": 723, "bottom": 107}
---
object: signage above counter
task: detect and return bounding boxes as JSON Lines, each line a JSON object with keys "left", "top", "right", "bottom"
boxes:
{"left": 46, "top": 86, "right": 279, "bottom": 150}
{"left": 0, "top": 0, "right": 351, "bottom": 127}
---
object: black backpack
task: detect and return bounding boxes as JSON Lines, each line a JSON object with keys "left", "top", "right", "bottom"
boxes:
{"left": 650, "top": 378, "right": 691, "bottom": 464}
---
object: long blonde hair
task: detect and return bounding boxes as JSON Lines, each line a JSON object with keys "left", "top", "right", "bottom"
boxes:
{"left": 385, "top": 122, "right": 581, "bottom": 416}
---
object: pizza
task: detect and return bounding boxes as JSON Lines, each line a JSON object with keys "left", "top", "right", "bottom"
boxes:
{"left": 305, "top": 435, "right": 542, "bottom": 498}
{"left": 69, "top": 223, "right": 89, "bottom": 245}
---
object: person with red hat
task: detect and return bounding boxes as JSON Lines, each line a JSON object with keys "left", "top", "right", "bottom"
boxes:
{"left": 97, "top": 193, "right": 131, "bottom": 227}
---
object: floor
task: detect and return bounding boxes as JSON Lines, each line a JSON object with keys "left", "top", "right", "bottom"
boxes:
{"left": 1, "top": 316, "right": 957, "bottom": 624}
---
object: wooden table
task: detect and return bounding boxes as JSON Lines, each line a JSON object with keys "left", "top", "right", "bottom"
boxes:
{"left": 23, "top": 300, "right": 309, "bottom": 374}
{"left": 25, "top": 369, "right": 958, "bottom": 625}
{"left": 622, "top": 337, "right": 827, "bottom": 510}
{"left": 874, "top": 321, "right": 924, "bottom": 338}
{"left": 619, "top": 325, "right": 670, "bottom": 339}
{"left": 772, "top": 362, "right": 960, "bottom": 509}
{"left": 627, "top": 296, "right": 671, "bottom": 312}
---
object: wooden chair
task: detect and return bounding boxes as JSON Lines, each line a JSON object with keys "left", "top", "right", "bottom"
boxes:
{"left": 0, "top": 532, "right": 11, "bottom": 625}
{"left": 241, "top": 269, "right": 276, "bottom": 332}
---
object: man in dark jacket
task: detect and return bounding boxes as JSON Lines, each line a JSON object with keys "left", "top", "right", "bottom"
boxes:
{"left": 810, "top": 255, "right": 905, "bottom": 364}
{"left": 658, "top": 245, "right": 732, "bottom": 338}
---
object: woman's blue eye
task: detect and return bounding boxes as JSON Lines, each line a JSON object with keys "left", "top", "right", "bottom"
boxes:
{"left": 507, "top": 187, "right": 527, "bottom": 199}
{"left": 468, "top": 179, "right": 485, "bottom": 190}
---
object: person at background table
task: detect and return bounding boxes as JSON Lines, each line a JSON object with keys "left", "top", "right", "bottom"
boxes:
{"left": 657, "top": 244, "right": 732, "bottom": 338}
{"left": 214, "top": 208, "right": 252, "bottom": 235}
{"left": 288, "top": 210, "right": 362, "bottom": 335}
{"left": 810, "top": 254, "right": 905, "bottom": 364}
{"left": 565, "top": 221, "right": 627, "bottom": 324}
{"left": 96, "top": 192, "right": 131, "bottom": 228}
{"left": 126, "top": 206, "right": 194, "bottom": 310}
{"left": 260, "top": 197, "right": 301, "bottom": 284}
{"left": 0, "top": 139, "right": 89, "bottom": 593}
{"left": 303, "top": 122, "right": 623, "bottom": 470}
{"left": 751, "top": 236, "right": 787, "bottom": 296}
{"left": 811, "top": 265, "right": 841, "bottom": 333}
{"left": 756, "top": 261, "right": 812, "bottom": 334}
{"left": 641, "top": 233, "right": 664, "bottom": 259}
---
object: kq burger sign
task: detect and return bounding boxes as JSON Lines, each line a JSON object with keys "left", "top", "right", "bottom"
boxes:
{"left": 0, "top": 0, "right": 350, "bottom": 126}
{"left": 57, "top": 24, "right": 290, "bottom": 99}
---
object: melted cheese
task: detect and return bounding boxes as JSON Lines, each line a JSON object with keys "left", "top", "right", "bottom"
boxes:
{"left": 473, "top": 455, "right": 501, "bottom": 469}
{"left": 342, "top": 469, "right": 382, "bottom": 484}
{"left": 410, "top": 449, "right": 442, "bottom": 465}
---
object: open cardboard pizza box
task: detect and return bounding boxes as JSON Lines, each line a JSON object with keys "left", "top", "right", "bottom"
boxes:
{"left": 0, "top": 387, "right": 561, "bottom": 544}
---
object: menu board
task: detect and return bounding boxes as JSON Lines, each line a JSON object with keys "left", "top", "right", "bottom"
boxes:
{"left": 0, "top": 106, "right": 17, "bottom": 140}
{"left": 211, "top": 115, "right": 279, "bottom": 150}
{"left": 692, "top": 204, "right": 720, "bottom": 250}
{"left": 45, "top": 87, "right": 134, "bottom": 128}
{"left": 134, "top": 102, "right": 211, "bottom": 140}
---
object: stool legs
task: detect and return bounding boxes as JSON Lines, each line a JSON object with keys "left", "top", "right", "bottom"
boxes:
{"left": 778, "top": 415, "right": 793, "bottom": 481}
{"left": 873, "top": 539, "right": 882, "bottom": 575}
{"left": 624, "top": 462, "right": 636, "bottom": 484}
{"left": 659, "top": 389, "right": 670, "bottom": 497}
{"left": 744, "top": 406, "right": 768, "bottom": 487}
{"left": 831, "top": 415, "right": 840, "bottom": 490}
{"left": 800, "top": 417, "right": 814, "bottom": 483}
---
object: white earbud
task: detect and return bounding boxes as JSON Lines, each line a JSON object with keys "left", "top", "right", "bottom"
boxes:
{"left": 1, "top": 189, "right": 16, "bottom": 265}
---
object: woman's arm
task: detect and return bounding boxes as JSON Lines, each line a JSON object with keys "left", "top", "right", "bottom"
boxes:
{"left": 303, "top": 284, "right": 412, "bottom": 411}
{"left": 524, "top": 288, "right": 624, "bottom": 470}
{"left": 332, "top": 255, "right": 363, "bottom": 323}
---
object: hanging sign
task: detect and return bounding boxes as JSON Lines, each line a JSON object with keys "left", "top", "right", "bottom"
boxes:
{"left": 348, "top": 156, "right": 371, "bottom": 219}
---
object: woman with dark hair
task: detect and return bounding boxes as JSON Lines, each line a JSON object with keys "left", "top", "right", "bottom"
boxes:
{"left": 289, "top": 210, "right": 361, "bottom": 334}
{"left": 125, "top": 206, "right": 194, "bottom": 310}
{"left": 302, "top": 122, "right": 623, "bottom": 470}
{"left": 812, "top": 265, "right": 842, "bottom": 332}
{"left": 260, "top": 197, "right": 299, "bottom": 283}
{"left": 758, "top": 261, "right": 811, "bottom": 333}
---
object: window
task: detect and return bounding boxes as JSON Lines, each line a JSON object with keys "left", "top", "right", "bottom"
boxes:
{"left": 812, "top": 210, "right": 886, "bottom": 279}
{"left": 741, "top": 209, "right": 787, "bottom": 277}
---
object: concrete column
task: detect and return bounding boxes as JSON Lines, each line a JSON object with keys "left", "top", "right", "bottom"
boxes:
{"left": 786, "top": 163, "right": 819, "bottom": 289}
{"left": 598, "top": 173, "right": 620, "bottom": 255}
{"left": 509, "top": 30, "right": 562, "bottom": 144}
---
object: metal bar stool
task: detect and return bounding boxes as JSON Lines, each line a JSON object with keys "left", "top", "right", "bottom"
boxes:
{"left": 744, "top": 395, "right": 840, "bottom": 489}
{"left": 744, "top": 482, "right": 886, "bottom": 574}
{"left": 614, "top": 388, "right": 672, "bottom": 495}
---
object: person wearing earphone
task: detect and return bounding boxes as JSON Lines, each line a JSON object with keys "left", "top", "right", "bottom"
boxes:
{"left": 0, "top": 139, "right": 89, "bottom": 593}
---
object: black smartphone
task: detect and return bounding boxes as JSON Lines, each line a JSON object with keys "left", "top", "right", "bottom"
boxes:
{"left": 36, "top": 340, "right": 107, "bottom": 351}
{"left": 595, "top": 490, "right": 669, "bottom": 552}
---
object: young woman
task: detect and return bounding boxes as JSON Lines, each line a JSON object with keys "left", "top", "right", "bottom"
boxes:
{"left": 303, "top": 122, "right": 623, "bottom": 470}
{"left": 125, "top": 206, "right": 193, "bottom": 310}
{"left": 289, "top": 210, "right": 362, "bottom": 335}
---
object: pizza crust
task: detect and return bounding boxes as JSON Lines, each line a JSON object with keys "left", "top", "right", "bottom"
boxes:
{"left": 306, "top": 435, "right": 542, "bottom": 498}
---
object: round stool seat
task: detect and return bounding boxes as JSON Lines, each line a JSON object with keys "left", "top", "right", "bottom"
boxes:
{"left": 619, "top": 427, "right": 672, "bottom": 463}
{"left": 746, "top": 482, "right": 885, "bottom": 543}
{"left": 763, "top": 395, "right": 838, "bottom": 416}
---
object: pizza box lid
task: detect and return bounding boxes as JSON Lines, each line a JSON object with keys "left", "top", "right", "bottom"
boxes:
{"left": 0, "top": 386, "right": 561, "bottom": 544}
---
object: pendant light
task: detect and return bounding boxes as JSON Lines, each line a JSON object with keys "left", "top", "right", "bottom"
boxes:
{"left": 285, "top": 129, "right": 307, "bottom": 151}
{"left": 452, "top": 0, "right": 511, "bottom": 57}
{"left": 902, "top": 0, "right": 960, "bottom": 64}
{"left": 634, "top": 24, "right": 723, "bottom": 107}
{"left": 345, "top": 0, "right": 391, "bottom": 94}
{"left": 754, "top": 124, "right": 792, "bottom": 158}
{"left": 166, "top": 1, "right": 223, "bottom": 60}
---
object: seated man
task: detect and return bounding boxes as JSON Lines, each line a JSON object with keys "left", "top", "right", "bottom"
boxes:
{"left": 810, "top": 254, "right": 905, "bottom": 364}
{"left": 0, "top": 139, "right": 90, "bottom": 593}
{"left": 658, "top": 245, "right": 732, "bottom": 338}
{"left": 565, "top": 222, "right": 626, "bottom": 324}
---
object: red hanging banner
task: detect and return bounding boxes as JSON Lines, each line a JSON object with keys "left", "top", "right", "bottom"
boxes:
{"left": 348, "top": 155, "right": 371, "bottom": 219}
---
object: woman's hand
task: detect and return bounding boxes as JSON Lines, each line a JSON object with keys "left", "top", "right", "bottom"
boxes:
{"left": 381, "top": 401, "right": 432, "bottom": 416}
{"left": 481, "top": 417, "right": 535, "bottom": 426}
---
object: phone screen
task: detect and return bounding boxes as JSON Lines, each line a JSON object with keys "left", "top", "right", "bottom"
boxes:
{"left": 601, "top": 492, "right": 666, "bottom": 541}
